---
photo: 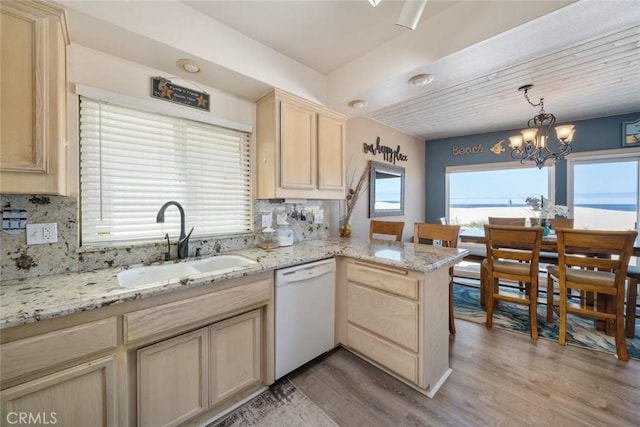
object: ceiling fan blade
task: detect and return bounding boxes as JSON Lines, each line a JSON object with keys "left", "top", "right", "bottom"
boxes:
{"left": 396, "top": 0, "right": 428, "bottom": 30}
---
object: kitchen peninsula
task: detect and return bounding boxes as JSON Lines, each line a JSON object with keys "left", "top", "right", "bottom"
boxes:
{"left": 0, "top": 239, "right": 465, "bottom": 426}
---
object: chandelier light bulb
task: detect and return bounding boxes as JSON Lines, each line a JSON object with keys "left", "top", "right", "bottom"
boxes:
{"left": 555, "top": 124, "right": 576, "bottom": 143}
{"left": 508, "top": 135, "right": 523, "bottom": 149}
{"left": 521, "top": 128, "right": 538, "bottom": 143}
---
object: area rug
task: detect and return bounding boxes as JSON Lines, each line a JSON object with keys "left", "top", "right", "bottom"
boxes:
{"left": 209, "top": 379, "right": 338, "bottom": 427}
{"left": 453, "top": 284, "right": 640, "bottom": 360}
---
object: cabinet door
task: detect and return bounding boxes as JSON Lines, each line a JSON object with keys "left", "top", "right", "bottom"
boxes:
{"left": 0, "top": 1, "right": 68, "bottom": 194}
{"left": 1, "top": 356, "right": 117, "bottom": 427}
{"left": 137, "top": 328, "right": 208, "bottom": 427}
{"left": 279, "top": 100, "right": 316, "bottom": 189}
{"left": 209, "top": 310, "right": 262, "bottom": 405}
{"left": 317, "top": 113, "right": 345, "bottom": 191}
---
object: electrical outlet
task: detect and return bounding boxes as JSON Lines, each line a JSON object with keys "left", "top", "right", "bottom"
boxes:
{"left": 26, "top": 223, "right": 58, "bottom": 245}
{"left": 261, "top": 214, "right": 272, "bottom": 228}
{"left": 314, "top": 212, "right": 324, "bottom": 224}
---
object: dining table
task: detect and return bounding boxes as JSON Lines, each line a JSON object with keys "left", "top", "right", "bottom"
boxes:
{"left": 458, "top": 227, "right": 639, "bottom": 336}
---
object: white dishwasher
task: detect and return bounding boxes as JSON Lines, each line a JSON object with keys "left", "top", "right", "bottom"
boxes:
{"left": 275, "top": 258, "right": 336, "bottom": 380}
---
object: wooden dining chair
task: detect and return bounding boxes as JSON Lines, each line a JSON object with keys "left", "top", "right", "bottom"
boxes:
{"left": 547, "top": 229, "right": 637, "bottom": 361}
{"left": 369, "top": 220, "right": 405, "bottom": 241}
{"left": 548, "top": 218, "right": 574, "bottom": 230}
{"left": 413, "top": 223, "right": 461, "bottom": 334}
{"left": 483, "top": 225, "right": 543, "bottom": 340}
{"left": 487, "top": 217, "right": 526, "bottom": 226}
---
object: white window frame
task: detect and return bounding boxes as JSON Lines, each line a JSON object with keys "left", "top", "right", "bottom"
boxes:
{"left": 445, "top": 160, "right": 556, "bottom": 224}
{"left": 566, "top": 147, "right": 640, "bottom": 230}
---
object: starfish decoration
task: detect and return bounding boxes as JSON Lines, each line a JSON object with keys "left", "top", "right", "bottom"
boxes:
{"left": 196, "top": 94, "right": 208, "bottom": 108}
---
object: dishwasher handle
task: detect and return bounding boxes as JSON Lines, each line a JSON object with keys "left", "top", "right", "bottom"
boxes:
{"left": 276, "top": 261, "right": 335, "bottom": 284}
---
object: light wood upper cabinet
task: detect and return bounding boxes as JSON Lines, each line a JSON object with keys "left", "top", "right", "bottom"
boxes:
{"left": 0, "top": 0, "right": 69, "bottom": 195}
{"left": 280, "top": 100, "right": 316, "bottom": 190}
{"left": 256, "top": 89, "right": 346, "bottom": 199}
{"left": 317, "top": 113, "right": 346, "bottom": 191}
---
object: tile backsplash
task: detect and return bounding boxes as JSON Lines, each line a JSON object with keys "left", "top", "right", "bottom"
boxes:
{"left": 1, "top": 194, "right": 333, "bottom": 281}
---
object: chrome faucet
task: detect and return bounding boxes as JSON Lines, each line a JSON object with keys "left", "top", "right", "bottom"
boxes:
{"left": 156, "top": 201, "right": 193, "bottom": 259}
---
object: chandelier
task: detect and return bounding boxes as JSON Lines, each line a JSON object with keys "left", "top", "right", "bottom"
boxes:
{"left": 508, "top": 84, "right": 575, "bottom": 169}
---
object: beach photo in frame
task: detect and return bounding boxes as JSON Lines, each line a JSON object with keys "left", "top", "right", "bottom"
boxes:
{"left": 622, "top": 118, "right": 640, "bottom": 146}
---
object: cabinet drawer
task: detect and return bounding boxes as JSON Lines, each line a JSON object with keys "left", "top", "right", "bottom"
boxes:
{"left": 346, "top": 261, "right": 418, "bottom": 299}
{"left": 347, "top": 323, "right": 417, "bottom": 383}
{"left": 1, "top": 318, "right": 117, "bottom": 382}
{"left": 125, "top": 277, "right": 271, "bottom": 343}
{"left": 347, "top": 283, "right": 418, "bottom": 352}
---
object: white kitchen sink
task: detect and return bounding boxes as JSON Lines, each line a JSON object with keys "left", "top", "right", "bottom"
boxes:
{"left": 117, "top": 255, "right": 257, "bottom": 289}
{"left": 190, "top": 254, "right": 257, "bottom": 273}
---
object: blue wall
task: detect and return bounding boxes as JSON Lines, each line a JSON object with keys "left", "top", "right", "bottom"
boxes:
{"left": 424, "top": 112, "right": 640, "bottom": 223}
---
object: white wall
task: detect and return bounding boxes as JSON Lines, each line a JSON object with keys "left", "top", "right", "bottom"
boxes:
{"left": 65, "top": 44, "right": 257, "bottom": 196}
{"left": 343, "top": 115, "right": 425, "bottom": 241}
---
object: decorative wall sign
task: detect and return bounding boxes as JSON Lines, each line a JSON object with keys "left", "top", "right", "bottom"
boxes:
{"left": 489, "top": 139, "right": 506, "bottom": 154}
{"left": 622, "top": 118, "right": 640, "bottom": 146}
{"left": 363, "top": 136, "right": 408, "bottom": 164}
{"left": 151, "top": 76, "right": 210, "bottom": 111}
{"left": 452, "top": 143, "right": 484, "bottom": 156}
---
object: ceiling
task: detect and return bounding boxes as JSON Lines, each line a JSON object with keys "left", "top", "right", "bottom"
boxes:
{"left": 58, "top": 0, "right": 640, "bottom": 141}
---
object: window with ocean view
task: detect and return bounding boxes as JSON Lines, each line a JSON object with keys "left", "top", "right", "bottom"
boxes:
{"left": 446, "top": 164, "right": 552, "bottom": 229}
{"left": 569, "top": 156, "right": 639, "bottom": 231}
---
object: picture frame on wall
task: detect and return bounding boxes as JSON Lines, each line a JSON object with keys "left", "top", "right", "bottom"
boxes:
{"left": 622, "top": 118, "right": 640, "bottom": 147}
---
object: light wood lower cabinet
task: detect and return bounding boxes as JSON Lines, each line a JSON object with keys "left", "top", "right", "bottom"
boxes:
{"left": 137, "top": 310, "right": 262, "bottom": 427}
{"left": 1, "top": 271, "right": 274, "bottom": 426}
{"left": 1, "top": 356, "right": 117, "bottom": 426}
{"left": 209, "top": 310, "right": 262, "bottom": 406}
{"left": 138, "top": 328, "right": 208, "bottom": 427}
{"left": 337, "top": 258, "right": 451, "bottom": 397}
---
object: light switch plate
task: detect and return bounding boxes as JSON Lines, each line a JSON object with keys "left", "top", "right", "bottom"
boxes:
{"left": 26, "top": 223, "right": 58, "bottom": 245}
{"left": 314, "top": 212, "right": 324, "bottom": 224}
{"left": 261, "top": 214, "right": 272, "bottom": 228}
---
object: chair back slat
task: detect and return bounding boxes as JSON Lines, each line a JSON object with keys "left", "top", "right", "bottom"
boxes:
{"left": 549, "top": 218, "right": 574, "bottom": 229}
{"left": 369, "top": 220, "right": 405, "bottom": 241}
{"left": 488, "top": 217, "right": 526, "bottom": 226}
{"left": 492, "top": 248, "right": 534, "bottom": 262}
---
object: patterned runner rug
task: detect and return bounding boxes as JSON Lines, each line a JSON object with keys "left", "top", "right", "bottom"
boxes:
{"left": 453, "top": 284, "right": 640, "bottom": 360}
{"left": 209, "top": 379, "right": 338, "bottom": 427}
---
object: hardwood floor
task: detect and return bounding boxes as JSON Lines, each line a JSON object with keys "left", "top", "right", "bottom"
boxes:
{"left": 288, "top": 319, "right": 640, "bottom": 426}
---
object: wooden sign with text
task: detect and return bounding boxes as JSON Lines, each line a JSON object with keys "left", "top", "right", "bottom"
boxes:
{"left": 363, "top": 137, "right": 408, "bottom": 164}
{"left": 151, "top": 77, "right": 210, "bottom": 112}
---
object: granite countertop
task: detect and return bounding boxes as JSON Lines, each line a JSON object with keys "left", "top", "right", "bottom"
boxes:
{"left": 0, "top": 238, "right": 466, "bottom": 330}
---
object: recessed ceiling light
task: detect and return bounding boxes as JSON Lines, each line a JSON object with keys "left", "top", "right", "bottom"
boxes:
{"left": 348, "top": 100, "right": 367, "bottom": 109}
{"left": 408, "top": 73, "right": 434, "bottom": 86}
{"left": 177, "top": 58, "right": 203, "bottom": 74}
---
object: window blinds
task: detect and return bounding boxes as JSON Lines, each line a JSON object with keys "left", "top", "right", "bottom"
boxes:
{"left": 80, "top": 96, "right": 252, "bottom": 245}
